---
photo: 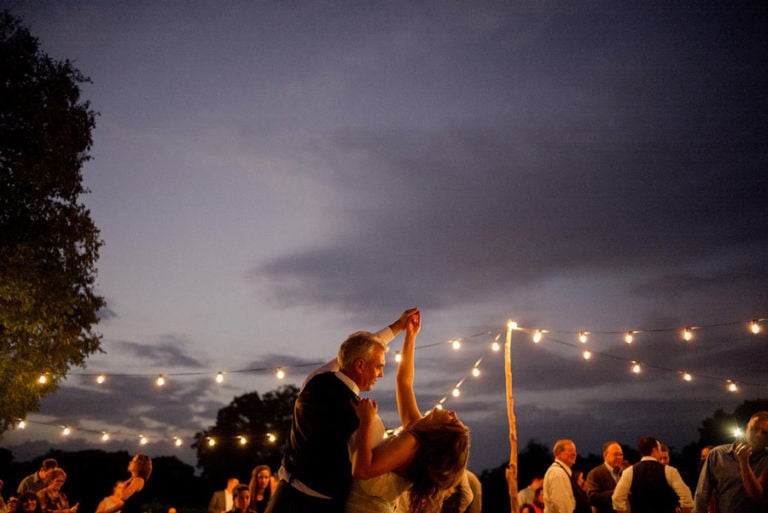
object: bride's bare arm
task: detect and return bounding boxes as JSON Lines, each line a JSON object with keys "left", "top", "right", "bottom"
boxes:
{"left": 396, "top": 311, "right": 422, "bottom": 428}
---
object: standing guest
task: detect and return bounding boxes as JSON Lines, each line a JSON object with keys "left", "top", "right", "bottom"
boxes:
{"left": 248, "top": 466, "right": 277, "bottom": 513}
{"left": 585, "top": 440, "right": 624, "bottom": 513}
{"left": 95, "top": 482, "right": 124, "bottom": 513}
{"left": 518, "top": 477, "right": 542, "bottom": 507}
{"left": 36, "top": 469, "right": 78, "bottom": 513}
{"left": 209, "top": 479, "right": 239, "bottom": 513}
{"left": 694, "top": 411, "right": 768, "bottom": 513}
{"left": 99, "top": 454, "right": 152, "bottom": 513}
{"left": 612, "top": 436, "right": 693, "bottom": 513}
{"left": 228, "top": 485, "right": 254, "bottom": 513}
{"left": 17, "top": 460, "right": 57, "bottom": 495}
{"left": 265, "top": 309, "right": 417, "bottom": 513}
{"left": 520, "top": 488, "right": 544, "bottom": 513}
{"left": 659, "top": 443, "right": 671, "bottom": 465}
{"left": 16, "top": 494, "right": 41, "bottom": 513}
{"left": 543, "top": 439, "right": 590, "bottom": 513}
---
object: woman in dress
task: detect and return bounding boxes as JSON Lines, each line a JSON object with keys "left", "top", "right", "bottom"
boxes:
{"left": 36, "top": 469, "right": 78, "bottom": 513}
{"left": 247, "top": 465, "right": 277, "bottom": 513}
{"left": 348, "top": 312, "right": 470, "bottom": 513}
{"left": 99, "top": 454, "right": 152, "bottom": 513}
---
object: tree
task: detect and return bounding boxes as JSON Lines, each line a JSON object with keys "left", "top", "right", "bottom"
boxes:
{"left": 193, "top": 385, "right": 299, "bottom": 483}
{"left": 0, "top": 11, "right": 104, "bottom": 433}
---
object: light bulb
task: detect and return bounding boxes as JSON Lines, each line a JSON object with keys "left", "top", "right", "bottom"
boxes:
{"left": 472, "top": 367, "right": 481, "bottom": 377}
{"left": 215, "top": 372, "right": 224, "bottom": 384}
{"left": 751, "top": 320, "right": 761, "bottom": 334}
{"left": 156, "top": 374, "right": 166, "bottom": 386}
{"left": 532, "top": 330, "right": 543, "bottom": 343}
{"left": 625, "top": 331, "right": 634, "bottom": 344}
{"left": 683, "top": 328, "right": 693, "bottom": 341}
{"left": 582, "top": 350, "right": 592, "bottom": 360}
{"left": 579, "top": 332, "right": 588, "bottom": 344}
{"left": 101, "top": 432, "right": 110, "bottom": 441}
{"left": 96, "top": 374, "right": 106, "bottom": 384}
{"left": 452, "top": 340, "right": 461, "bottom": 350}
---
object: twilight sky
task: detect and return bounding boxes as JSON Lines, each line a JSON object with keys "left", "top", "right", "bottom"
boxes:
{"left": 3, "top": 0, "right": 767, "bottom": 475}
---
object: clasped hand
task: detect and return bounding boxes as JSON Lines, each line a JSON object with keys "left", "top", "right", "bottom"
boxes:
{"left": 352, "top": 397, "right": 378, "bottom": 425}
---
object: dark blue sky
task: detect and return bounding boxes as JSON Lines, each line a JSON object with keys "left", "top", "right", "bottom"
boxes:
{"left": 3, "top": 0, "right": 767, "bottom": 474}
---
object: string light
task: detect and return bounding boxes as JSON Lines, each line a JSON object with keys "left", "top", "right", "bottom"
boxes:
{"left": 625, "top": 331, "right": 634, "bottom": 344}
{"left": 395, "top": 351, "right": 402, "bottom": 363}
{"left": 62, "top": 426, "right": 71, "bottom": 436}
{"left": 682, "top": 327, "right": 693, "bottom": 341}
{"left": 215, "top": 372, "right": 224, "bottom": 384}
{"left": 238, "top": 435, "right": 247, "bottom": 445}
{"left": 472, "top": 367, "right": 481, "bottom": 377}
{"left": 507, "top": 321, "right": 518, "bottom": 330}
{"left": 751, "top": 320, "right": 761, "bottom": 334}
{"left": 207, "top": 437, "right": 216, "bottom": 447}
{"left": 96, "top": 374, "right": 106, "bottom": 384}
{"left": 267, "top": 433, "right": 277, "bottom": 443}
{"left": 139, "top": 435, "right": 148, "bottom": 445}
{"left": 734, "top": 427, "right": 743, "bottom": 438}
{"left": 101, "top": 432, "right": 110, "bottom": 441}
{"left": 582, "top": 350, "right": 592, "bottom": 360}
{"left": 174, "top": 436, "right": 183, "bottom": 447}
{"left": 491, "top": 334, "right": 501, "bottom": 351}
{"left": 17, "top": 419, "right": 26, "bottom": 429}
{"left": 682, "top": 372, "right": 693, "bottom": 382}
{"left": 275, "top": 367, "right": 286, "bottom": 380}
{"left": 38, "top": 374, "right": 47, "bottom": 385}
{"left": 579, "top": 331, "right": 588, "bottom": 344}
{"left": 631, "top": 362, "right": 642, "bottom": 374}
{"left": 156, "top": 374, "right": 166, "bottom": 386}
{"left": 451, "top": 339, "right": 461, "bottom": 350}
{"left": 727, "top": 380, "right": 738, "bottom": 392}
{"left": 532, "top": 330, "right": 543, "bottom": 343}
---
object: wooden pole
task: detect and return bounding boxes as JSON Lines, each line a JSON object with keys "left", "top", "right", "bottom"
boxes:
{"left": 505, "top": 322, "right": 519, "bottom": 513}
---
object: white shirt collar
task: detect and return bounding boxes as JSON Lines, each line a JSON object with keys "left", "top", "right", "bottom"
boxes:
{"left": 335, "top": 370, "right": 360, "bottom": 396}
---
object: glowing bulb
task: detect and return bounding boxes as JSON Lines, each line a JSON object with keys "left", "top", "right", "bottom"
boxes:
{"left": 17, "top": 419, "right": 26, "bottom": 429}
{"left": 631, "top": 362, "right": 641, "bottom": 374}
{"left": 276, "top": 367, "right": 285, "bottom": 380}
{"left": 532, "top": 330, "right": 543, "bottom": 343}
{"left": 215, "top": 372, "right": 224, "bottom": 384}
{"left": 491, "top": 341, "right": 501, "bottom": 352}
{"left": 156, "top": 374, "right": 166, "bottom": 386}
{"left": 734, "top": 427, "right": 743, "bottom": 438}
{"left": 96, "top": 374, "right": 106, "bottom": 384}
{"left": 751, "top": 320, "right": 761, "bottom": 334}
{"left": 101, "top": 432, "right": 110, "bottom": 441}
{"left": 38, "top": 374, "right": 47, "bottom": 385}
{"left": 207, "top": 438, "right": 216, "bottom": 447}
{"left": 395, "top": 351, "right": 402, "bottom": 363}
{"left": 472, "top": 367, "right": 481, "bottom": 377}
{"left": 62, "top": 426, "right": 71, "bottom": 436}
{"left": 452, "top": 387, "right": 461, "bottom": 397}
{"left": 452, "top": 340, "right": 461, "bottom": 350}
{"left": 625, "top": 331, "right": 634, "bottom": 344}
{"left": 578, "top": 332, "right": 588, "bottom": 344}
{"left": 683, "top": 327, "right": 693, "bottom": 341}
{"left": 174, "top": 437, "right": 183, "bottom": 447}
{"left": 434, "top": 403, "right": 444, "bottom": 410}
{"left": 239, "top": 435, "right": 247, "bottom": 445}
{"left": 139, "top": 435, "right": 148, "bottom": 445}
{"left": 582, "top": 350, "right": 592, "bottom": 360}
{"left": 682, "top": 372, "right": 693, "bottom": 382}
{"left": 507, "top": 321, "right": 518, "bottom": 330}
{"left": 267, "top": 433, "right": 277, "bottom": 443}
{"left": 727, "top": 381, "right": 738, "bottom": 392}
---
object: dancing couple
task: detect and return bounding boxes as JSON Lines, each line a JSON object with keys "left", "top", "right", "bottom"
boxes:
{"left": 265, "top": 308, "right": 470, "bottom": 513}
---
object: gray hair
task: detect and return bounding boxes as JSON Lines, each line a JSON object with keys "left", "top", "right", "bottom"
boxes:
{"left": 337, "top": 331, "right": 387, "bottom": 369}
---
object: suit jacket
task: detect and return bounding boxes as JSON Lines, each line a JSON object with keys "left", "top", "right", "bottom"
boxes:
{"left": 208, "top": 490, "right": 230, "bottom": 513}
{"left": 283, "top": 371, "right": 360, "bottom": 499}
{"left": 585, "top": 464, "right": 618, "bottom": 513}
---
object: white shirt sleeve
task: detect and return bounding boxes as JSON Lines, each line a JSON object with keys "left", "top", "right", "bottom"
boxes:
{"left": 543, "top": 464, "right": 575, "bottom": 513}
{"left": 665, "top": 465, "right": 694, "bottom": 508}
{"left": 611, "top": 466, "right": 633, "bottom": 512}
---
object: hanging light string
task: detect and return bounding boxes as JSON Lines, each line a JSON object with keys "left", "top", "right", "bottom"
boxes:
{"left": 16, "top": 316, "right": 766, "bottom": 447}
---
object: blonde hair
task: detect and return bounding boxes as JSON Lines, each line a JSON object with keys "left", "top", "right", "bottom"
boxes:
{"left": 133, "top": 454, "right": 152, "bottom": 480}
{"left": 404, "top": 422, "right": 470, "bottom": 513}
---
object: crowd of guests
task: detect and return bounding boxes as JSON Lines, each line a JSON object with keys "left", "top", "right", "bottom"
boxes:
{"left": 517, "top": 411, "right": 768, "bottom": 513}
{"left": 0, "top": 455, "right": 152, "bottom": 513}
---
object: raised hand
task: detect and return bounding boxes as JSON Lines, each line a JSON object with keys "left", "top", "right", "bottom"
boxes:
{"left": 351, "top": 397, "right": 378, "bottom": 426}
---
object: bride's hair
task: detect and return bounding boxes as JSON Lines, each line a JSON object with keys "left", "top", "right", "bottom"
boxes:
{"left": 404, "top": 422, "right": 470, "bottom": 513}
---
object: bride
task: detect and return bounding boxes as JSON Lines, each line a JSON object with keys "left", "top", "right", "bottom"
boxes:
{"left": 347, "top": 311, "right": 470, "bottom": 513}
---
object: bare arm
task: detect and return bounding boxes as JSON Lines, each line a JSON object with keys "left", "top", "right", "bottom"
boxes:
{"left": 120, "top": 477, "right": 144, "bottom": 501}
{"left": 388, "top": 308, "right": 419, "bottom": 337}
{"left": 396, "top": 311, "right": 422, "bottom": 428}
{"left": 735, "top": 441, "right": 766, "bottom": 501}
{"left": 350, "top": 398, "right": 418, "bottom": 479}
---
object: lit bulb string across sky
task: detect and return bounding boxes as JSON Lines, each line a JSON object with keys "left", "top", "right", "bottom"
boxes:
{"left": 17, "top": 316, "right": 767, "bottom": 446}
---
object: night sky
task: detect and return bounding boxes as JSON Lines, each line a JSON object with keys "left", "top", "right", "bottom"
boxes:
{"left": 3, "top": 1, "right": 767, "bottom": 475}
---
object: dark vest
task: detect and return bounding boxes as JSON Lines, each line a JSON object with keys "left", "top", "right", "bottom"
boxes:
{"left": 283, "top": 372, "right": 359, "bottom": 499}
{"left": 629, "top": 460, "right": 678, "bottom": 513}
{"left": 555, "top": 462, "right": 591, "bottom": 513}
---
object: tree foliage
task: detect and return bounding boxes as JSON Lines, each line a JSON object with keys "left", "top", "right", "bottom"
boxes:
{"left": 0, "top": 10, "right": 104, "bottom": 433}
{"left": 193, "top": 385, "right": 299, "bottom": 483}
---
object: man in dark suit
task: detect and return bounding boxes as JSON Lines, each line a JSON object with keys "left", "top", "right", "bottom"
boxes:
{"left": 265, "top": 309, "right": 418, "bottom": 513}
{"left": 585, "top": 440, "right": 624, "bottom": 513}
{"left": 208, "top": 478, "right": 239, "bottom": 513}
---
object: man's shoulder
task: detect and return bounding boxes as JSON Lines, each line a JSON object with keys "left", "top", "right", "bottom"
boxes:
{"left": 587, "top": 464, "right": 607, "bottom": 477}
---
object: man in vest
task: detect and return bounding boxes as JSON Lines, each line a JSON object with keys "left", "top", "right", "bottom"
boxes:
{"left": 612, "top": 436, "right": 693, "bottom": 513}
{"left": 543, "top": 439, "right": 590, "bottom": 513}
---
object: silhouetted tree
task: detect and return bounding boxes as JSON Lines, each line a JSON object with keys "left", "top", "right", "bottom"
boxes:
{"left": 193, "top": 385, "right": 298, "bottom": 483}
{"left": 0, "top": 10, "right": 104, "bottom": 433}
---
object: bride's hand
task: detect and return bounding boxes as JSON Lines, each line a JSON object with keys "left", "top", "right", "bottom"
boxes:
{"left": 406, "top": 311, "right": 421, "bottom": 336}
{"left": 351, "top": 397, "right": 378, "bottom": 425}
